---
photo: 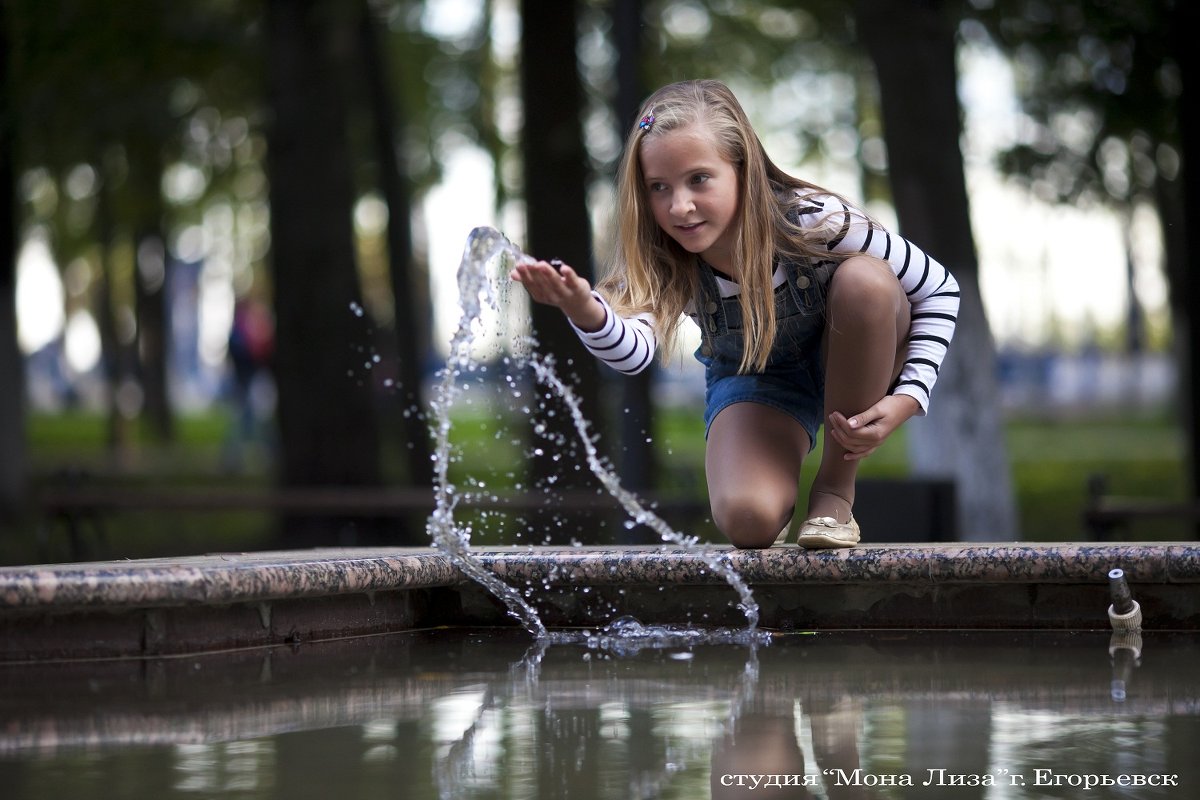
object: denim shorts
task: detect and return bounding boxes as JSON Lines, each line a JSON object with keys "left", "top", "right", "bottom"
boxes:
{"left": 695, "top": 257, "right": 833, "bottom": 452}
{"left": 701, "top": 355, "right": 825, "bottom": 449}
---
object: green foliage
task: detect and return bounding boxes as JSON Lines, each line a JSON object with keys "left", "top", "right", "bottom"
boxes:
{"left": 5, "top": 407, "right": 1186, "bottom": 566}
{"left": 9, "top": 0, "right": 261, "bottom": 228}
{"left": 636, "top": 0, "right": 867, "bottom": 177}
{"left": 965, "top": 0, "right": 1180, "bottom": 207}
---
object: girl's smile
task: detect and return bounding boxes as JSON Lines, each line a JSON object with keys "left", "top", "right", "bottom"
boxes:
{"left": 640, "top": 125, "right": 741, "bottom": 273}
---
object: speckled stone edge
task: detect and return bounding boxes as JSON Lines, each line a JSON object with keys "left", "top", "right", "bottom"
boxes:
{"left": 1, "top": 543, "right": 1197, "bottom": 612}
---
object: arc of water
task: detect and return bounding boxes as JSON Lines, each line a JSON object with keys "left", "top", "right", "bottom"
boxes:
{"left": 427, "top": 227, "right": 547, "bottom": 638}
{"left": 427, "top": 226, "right": 763, "bottom": 640}
{"left": 524, "top": 353, "right": 761, "bottom": 633}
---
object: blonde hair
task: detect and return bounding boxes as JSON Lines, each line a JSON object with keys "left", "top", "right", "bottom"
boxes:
{"left": 597, "top": 79, "right": 858, "bottom": 374}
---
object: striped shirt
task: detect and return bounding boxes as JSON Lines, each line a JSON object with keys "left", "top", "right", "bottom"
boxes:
{"left": 570, "top": 193, "right": 960, "bottom": 413}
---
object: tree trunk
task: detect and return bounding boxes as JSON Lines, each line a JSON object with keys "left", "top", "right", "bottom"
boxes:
{"left": 265, "top": 0, "right": 382, "bottom": 540}
{"left": 610, "top": 0, "right": 658, "bottom": 519}
{"left": 855, "top": 0, "right": 1018, "bottom": 541}
{"left": 127, "top": 106, "right": 174, "bottom": 443}
{"left": 356, "top": 0, "right": 432, "bottom": 490}
{"left": 1171, "top": 0, "right": 1200, "bottom": 534}
{"left": 95, "top": 174, "right": 136, "bottom": 457}
{"left": 0, "top": 0, "right": 25, "bottom": 515}
{"left": 134, "top": 223, "right": 172, "bottom": 442}
{"left": 519, "top": 0, "right": 605, "bottom": 540}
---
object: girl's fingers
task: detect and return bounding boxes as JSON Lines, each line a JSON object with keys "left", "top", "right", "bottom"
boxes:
{"left": 827, "top": 410, "right": 884, "bottom": 458}
{"left": 510, "top": 260, "right": 587, "bottom": 309}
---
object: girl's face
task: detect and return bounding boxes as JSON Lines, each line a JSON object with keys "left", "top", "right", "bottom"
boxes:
{"left": 639, "top": 124, "right": 740, "bottom": 273}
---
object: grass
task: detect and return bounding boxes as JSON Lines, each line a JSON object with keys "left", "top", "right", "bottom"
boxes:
{"left": 1005, "top": 414, "right": 1190, "bottom": 541}
{"left": 2, "top": 403, "right": 1191, "bottom": 566}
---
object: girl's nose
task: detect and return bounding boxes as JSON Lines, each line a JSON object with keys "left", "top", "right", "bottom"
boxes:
{"left": 671, "top": 191, "right": 695, "bottom": 217}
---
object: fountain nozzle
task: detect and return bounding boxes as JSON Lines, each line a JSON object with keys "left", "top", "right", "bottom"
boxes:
{"left": 1107, "top": 568, "right": 1143, "bottom": 702}
{"left": 1107, "top": 568, "right": 1142, "bottom": 632}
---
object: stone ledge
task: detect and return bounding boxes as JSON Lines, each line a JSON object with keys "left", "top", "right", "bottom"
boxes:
{"left": 0, "top": 549, "right": 460, "bottom": 611}
{"left": 1, "top": 543, "right": 1197, "bottom": 660}
{"left": 2, "top": 543, "right": 1196, "bottom": 611}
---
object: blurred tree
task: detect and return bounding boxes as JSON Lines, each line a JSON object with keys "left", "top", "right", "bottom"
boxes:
{"left": 10, "top": 1, "right": 167, "bottom": 449}
{"left": 519, "top": 0, "right": 604, "bottom": 530}
{"left": 610, "top": 0, "right": 658, "bottom": 520}
{"left": 355, "top": 0, "right": 432, "bottom": 488}
{"left": 0, "top": 0, "right": 25, "bottom": 516}
{"left": 8, "top": 0, "right": 260, "bottom": 453}
{"left": 969, "top": 0, "right": 1197, "bottom": 522}
{"left": 642, "top": 0, "right": 856, "bottom": 88}
{"left": 264, "top": 0, "right": 383, "bottom": 539}
{"left": 969, "top": 0, "right": 1195, "bottom": 513}
{"left": 856, "top": 0, "right": 1018, "bottom": 539}
{"left": 1171, "top": 0, "right": 1200, "bottom": 533}
{"left": 970, "top": 1, "right": 1181, "bottom": 303}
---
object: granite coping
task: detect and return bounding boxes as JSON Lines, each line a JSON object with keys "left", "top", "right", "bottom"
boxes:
{"left": 2, "top": 542, "right": 1197, "bottom": 613}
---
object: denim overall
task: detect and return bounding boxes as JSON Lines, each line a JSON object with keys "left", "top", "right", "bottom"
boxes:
{"left": 694, "top": 256, "right": 836, "bottom": 451}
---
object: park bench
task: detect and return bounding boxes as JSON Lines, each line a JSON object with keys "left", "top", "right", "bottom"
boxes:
{"left": 35, "top": 481, "right": 713, "bottom": 559}
{"left": 36, "top": 476, "right": 959, "bottom": 560}
{"left": 1082, "top": 474, "right": 1200, "bottom": 540}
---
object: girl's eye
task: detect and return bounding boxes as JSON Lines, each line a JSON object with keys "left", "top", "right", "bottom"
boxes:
{"left": 691, "top": 174, "right": 709, "bottom": 185}
{"left": 648, "top": 182, "right": 667, "bottom": 192}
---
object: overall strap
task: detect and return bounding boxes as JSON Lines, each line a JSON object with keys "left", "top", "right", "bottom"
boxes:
{"left": 694, "top": 259, "right": 727, "bottom": 337}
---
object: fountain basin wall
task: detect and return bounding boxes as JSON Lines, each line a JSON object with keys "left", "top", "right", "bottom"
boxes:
{"left": 2, "top": 543, "right": 1198, "bottom": 661}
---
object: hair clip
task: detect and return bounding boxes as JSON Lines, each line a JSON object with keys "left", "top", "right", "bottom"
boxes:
{"left": 638, "top": 114, "right": 655, "bottom": 131}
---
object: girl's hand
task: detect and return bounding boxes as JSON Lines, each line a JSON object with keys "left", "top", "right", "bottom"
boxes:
{"left": 826, "top": 395, "right": 921, "bottom": 461}
{"left": 509, "top": 260, "right": 606, "bottom": 332}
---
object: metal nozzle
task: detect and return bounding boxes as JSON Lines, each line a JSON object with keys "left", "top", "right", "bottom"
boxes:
{"left": 1107, "top": 567, "right": 1142, "bottom": 632}
{"left": 1108, "top": 568, "right": 1135, "bottom": 616}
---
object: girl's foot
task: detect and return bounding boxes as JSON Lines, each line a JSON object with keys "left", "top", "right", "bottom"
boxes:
{"left": 806, "top": 488, "right": 853, "bottom": 524}
{"left": 796, "top": 515, "right": 860, "bottom": 549}
{"left": 799, "top": 489, "right": 859, "bottom": 548}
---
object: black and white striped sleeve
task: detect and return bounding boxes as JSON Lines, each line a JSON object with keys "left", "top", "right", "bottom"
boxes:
{"left": 568, "top": 292, "right": 658, "bottom": 375}
{"left": 820, "top": 198, "right": 960, "bottom": 413}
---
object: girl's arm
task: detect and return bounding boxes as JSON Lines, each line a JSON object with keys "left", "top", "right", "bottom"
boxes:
{"left": 510, "top": 260, "right": 658, "bottom": 375}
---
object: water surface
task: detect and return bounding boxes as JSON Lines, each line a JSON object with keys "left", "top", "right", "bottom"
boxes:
{"left": 2, "top": 628, "right": 1196, "bottom": 798}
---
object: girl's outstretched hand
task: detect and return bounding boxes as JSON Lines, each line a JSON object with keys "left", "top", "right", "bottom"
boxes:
{"left": 827, "top": 395, "right": 921, "bottom": 461}
{"left": 509, "top": 259, "right": 606, "bottom": 332}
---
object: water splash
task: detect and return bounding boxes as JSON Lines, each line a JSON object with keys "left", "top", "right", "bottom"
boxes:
{"left": 561, "top": 615, "right": 767, "bottom": 653}
{"left": 427, "top": 227, "right": 547, "bottom": 638}
{"left": 524, "top": 354, "right": 763, "bottom": 639}
{"left": 427, "top": 226, "right": 766, "bottom": 645}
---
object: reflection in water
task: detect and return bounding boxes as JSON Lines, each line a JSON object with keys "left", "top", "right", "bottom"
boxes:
{"left": 1, "top": 629, "right": 1198, "bottom": 799}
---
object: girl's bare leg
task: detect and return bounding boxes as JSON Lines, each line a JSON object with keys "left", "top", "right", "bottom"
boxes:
{"left": 808, "top": 256, "right": 911, "bottom": 523}
{"left": 706, "top": 402, "right": 811, "bottom": 548}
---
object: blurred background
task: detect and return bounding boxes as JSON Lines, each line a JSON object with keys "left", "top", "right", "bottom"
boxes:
{"left": 1, "top": 0, "right": 1197, "bottom": 564}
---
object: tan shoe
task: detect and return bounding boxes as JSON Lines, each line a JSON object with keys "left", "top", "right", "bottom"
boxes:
{"left": 796, "top": 515, "right": 860, "bottom": 549}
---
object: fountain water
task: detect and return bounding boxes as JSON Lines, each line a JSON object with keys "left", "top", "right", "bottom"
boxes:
{"left": 426, "top": 227, "right": 768, "bottom": 647}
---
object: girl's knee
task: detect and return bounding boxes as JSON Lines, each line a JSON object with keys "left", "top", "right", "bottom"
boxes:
{"left": 829, "top": 256, "right": 901, "bottom": 316}
{"left": 711, "top": 495, "right": 793, "bottom": 549}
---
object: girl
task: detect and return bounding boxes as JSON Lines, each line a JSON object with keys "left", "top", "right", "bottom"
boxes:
{"left": 511, "top": 79, "right": 959, "bottom": 549}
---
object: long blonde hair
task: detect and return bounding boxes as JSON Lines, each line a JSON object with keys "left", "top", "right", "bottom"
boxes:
{"left": 597, "top": 79, "right": 857, "bottom": 374}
